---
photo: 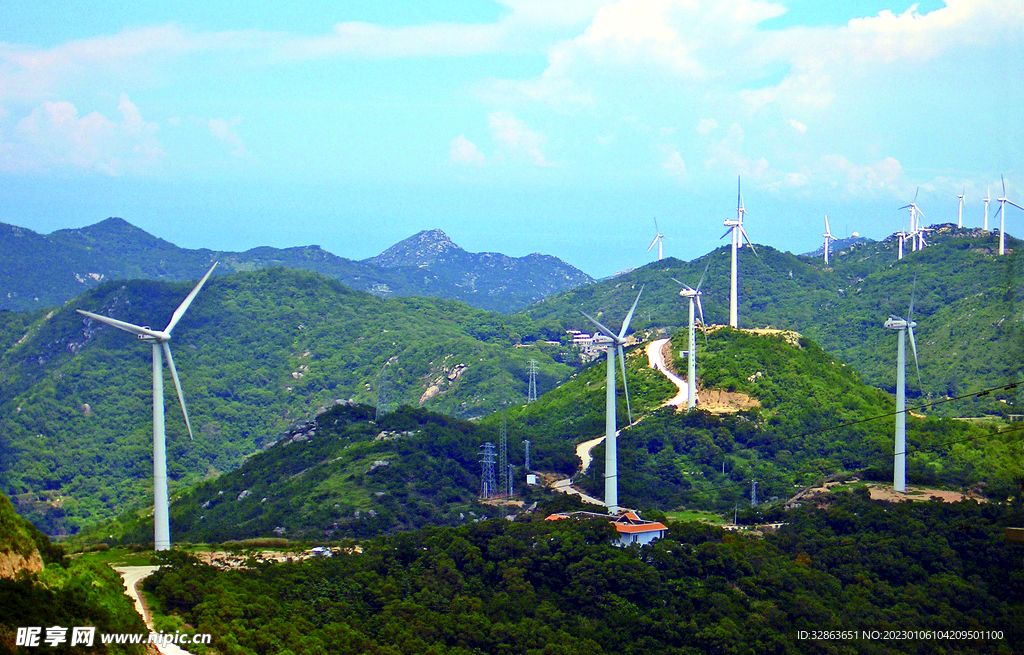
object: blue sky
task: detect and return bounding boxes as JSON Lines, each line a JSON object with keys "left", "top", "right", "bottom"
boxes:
{"left": 1, "top": 1, "right": 1021, "bottom": 277}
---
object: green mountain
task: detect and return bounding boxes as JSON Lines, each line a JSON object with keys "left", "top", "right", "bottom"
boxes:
{"left": 574, "top": 329, "right": 1019, "bottom": 511}
{"left": 520, "top": 225, "right": 1024, "bottom": 417}
{"left": 99, "top": 403, "right": 578, "bottom": 546}
{"left": 0, "top": 219, "right": 593, "bottom": 313}
{"left": 0, "top": 268, "right": 573, "bottom": 534}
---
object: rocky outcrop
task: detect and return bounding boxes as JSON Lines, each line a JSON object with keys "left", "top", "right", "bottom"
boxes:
{"left": 0, "top": 548, "right": 44, "bottom": 578}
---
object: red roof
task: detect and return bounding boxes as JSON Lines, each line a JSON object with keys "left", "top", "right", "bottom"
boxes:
{"left": 613, "top": 521, "right": 667, "bottom": 534}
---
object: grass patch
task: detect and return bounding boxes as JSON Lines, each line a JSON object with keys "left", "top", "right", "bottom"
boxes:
{"left": 665, "top": 509, "right": 726, "bottom": 525}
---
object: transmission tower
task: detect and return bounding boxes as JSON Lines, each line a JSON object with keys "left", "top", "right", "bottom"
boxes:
{"left": 526, "top": 359, "right": 538, "bottom": 403}
{"left": 480, "top": 442, "right": 496, "bottom": 499}
{"left": 751, "top": 479, "right": 758, "bottom": 507}
{"left": 523, "top": 439, "right": 531, "bottom": 471}
{"left": 375, "top": 358, "right": 394, "bottom": 422}
{"left": 498, "top": 414, "right": 508, "bottom": 498}
{"left": 507, "top": 463, "right": 514, "bottom": 498}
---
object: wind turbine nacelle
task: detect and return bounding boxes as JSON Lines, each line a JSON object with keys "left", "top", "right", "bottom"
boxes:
{"left": 884, "top": 317, "right": 915, "bottom": 330}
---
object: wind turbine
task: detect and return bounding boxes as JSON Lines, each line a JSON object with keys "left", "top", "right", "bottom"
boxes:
{"left": 77, "top": 263, "right": 217, "bottom": 551}
{"left": 672, "top": 262, "right": 709, "bottom": 411}
{"left": 883, "top": 278, "right": 921, "bottom": 494}
{"left": 982, "top": 187, "right": 991, "bottom": 231}
{"left": 647, "top": 218, "right": 665, "bottom": 261}
{"left": 721, "top": 176, "right": 757, "bottom": 328}
{"left": 822, "top": 215, "right": 838, "bottom": 266}
{"left": 899, "top": 188, "right": 925, "bottom": 252}
{"left": 996, "top": 175, "right": 1023, "bottom": 256}
{"left": 580, "top": 287, "right": 643, "bottom": 515}
{"left": 895, "top": 229, "right": 910, "bottom": 261}
{"left": 956, "top": 187, "right": 966, "bottom": 229}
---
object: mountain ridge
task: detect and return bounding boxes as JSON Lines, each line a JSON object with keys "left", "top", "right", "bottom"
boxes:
{"left": 0, "top": 219, "right": 594, "bottom": 313}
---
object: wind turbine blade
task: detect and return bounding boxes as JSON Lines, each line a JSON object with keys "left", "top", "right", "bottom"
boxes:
{"left": 915, "top": 207, "right": 926, "bottom": 219}
{"left": 165, "top": 262, "right": 218, "bottom": 333}
{"left": 618, "top": 345, "right": 632, "bottom": 424}
{"left": 721, "top": 227, "right": 733, "bottom": 240}
{"left": 618, "top": 287, "right": 644, "bottom": 340}
{"left": 737, "top": 176, "right": 742, "bottom": 210}
{"left": 696, "top": 296, "right": 708, "bottom": 344}
{"left": 76, "top": 310, "right": 163, "bottom": 340}
{"left": 824, "top": 214, "right": 831, "bottom": 235}
{"left": 654, "top": 217, "right": 660, "bottom": 234}
{"left": 913, "top": 187, "right": 919, "bottom": 204}
{"left": 1002, "top": 174, "right": 1006, "bottom": 196}
{"left": 162, "top": 343, "right": 194, "bottom": 440}
{"left": 579, "top": 311, "right": 617, "bottom": 339}
{"left": 907, "top": 325, "right": 922, "bottom": 390}
{"left": 1007, "top": 200, "right": 1024, "bottom": 211}
{"left": 898, "top": 204, "right": 913, "bottom": 211}
{"left": 695, "top": 261, "right": 710, "bottom": 292}
{"left": 740, "top": 227, "right": 758, "bottom": 257}
{"left": 647, "top": 235, "right": 659, "bottom": 252}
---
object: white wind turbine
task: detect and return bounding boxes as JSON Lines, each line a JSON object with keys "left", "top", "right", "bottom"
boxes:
{"left": 982, "top": 187, "right": 991, "bottom": 231}
{"left": 580, "top": 287, "right": 643, "bottom": 515}
{"left": 883, "top": 278, "right": 921, "bottom": 494}
{"left": 647, "top": 218, "right": 665, "bottom": 261}
{"left": 899, "top": 188, "right": 926, "bottom": 252}
{"left": 956, "top": 187, "right": 966, "bottom": 229}
{"left": 895, "top": 229, "right": 911, "bottom": 261}
{"left": 77, "top": 263, "right": 217, "bottom": 551}
{"left": 996, "top": 175, "right": 1023, "bottom": 256}
{"left": 672, "top": 262, "right": 709, "bottom": 411}
{"left": 721, "top": 176, "right": 757, "bottom": 328}
{"left": 822, "top": 215, "right": 838, "bottom": 266}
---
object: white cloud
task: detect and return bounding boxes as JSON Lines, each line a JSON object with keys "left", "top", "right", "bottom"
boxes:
{"left": 662, "top": 150, "right": 686, "bottom": 177}
{"left": 487, "top": 111, "right": 552, "bottom": 166}
{"left": 787, "top": 118, "right": 807, "bottom": 133}
{"left": 206, "top": 117, "right": 247, "bottom": 157}
{"left": 0, "top": 94, "right": 161, "bottom": 174}
{"left": 449, "top": 135, "right": 485, "bottom": 166}
{"left": 695, "top": 118, "right": 718, "bottom": 135}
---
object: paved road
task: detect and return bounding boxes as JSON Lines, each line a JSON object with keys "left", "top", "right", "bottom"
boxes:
{"left": 646, "top": 338, "right": 689, "bottom": 407}
{"left": 113, "top": 566, "right": 194, "bottom": 655}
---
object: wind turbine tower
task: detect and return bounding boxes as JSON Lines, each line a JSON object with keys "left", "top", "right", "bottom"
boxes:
{"left": 722, "top": 176, "right": 757, "bottom": 328}
{"left": 647, "top": 218, "right": 665, "bottom": 261}
{"left": 672, "top": 262, "right": 709, "bottom": 411}
{"left": 580, "top": 288, "right": 643, "bottom": 515}
{"left": 822, "top": 215, "right": 838, "bottom": 266}
{"left": 76, "top": 263, "right": 217, "bottom": 551}
{"left": 957, "top": 187, "right": 966, "bottom": 229}
{"left": 983, "top": 187, "right": 991, "bottom": 231}
{"left": 996, "top": 175, "right": 1023, "bottom": 256}
{"left": 899, "top": 189, "right": 926, "bottom": 252}
{"left": 883, "top": 282, "right": 921, "bottom": 494}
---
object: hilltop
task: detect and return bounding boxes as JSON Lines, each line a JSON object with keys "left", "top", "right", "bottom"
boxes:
{"left": 519, "top": 225, "right": 1024, "bottom": 417}
{"left": 0, "top": 218, "right": 593, "bottom": 313}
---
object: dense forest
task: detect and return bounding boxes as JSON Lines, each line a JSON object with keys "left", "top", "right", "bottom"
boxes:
{"left": 143, "top": 491, "right": 1024, "bottom": 654}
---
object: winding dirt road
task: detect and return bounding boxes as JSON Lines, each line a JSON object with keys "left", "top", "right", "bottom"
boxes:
{"left": 646, "top": 338, "right": 689, "bottom": 408}
{"left": 113, "top": 566, "right": 194, "bottom": 655}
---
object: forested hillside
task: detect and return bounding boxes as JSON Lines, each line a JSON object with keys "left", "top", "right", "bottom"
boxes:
{"left": 577, "top": 329, "right": 1020, "bottom": 510}
{"left": 521, "top": 226, "right": 1024, "bottom": 417}
{"left": 0, "top": 269, "right": 572, "bottom": 533}
{"left": 142, "top": 492, "right": 1024, "bottom": 654}
{"left": 100, "top": 403, "right": 577, "bottom": 545}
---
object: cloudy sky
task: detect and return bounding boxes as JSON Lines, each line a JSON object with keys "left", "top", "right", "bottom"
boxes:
{"left": 1, "top": 0, "right": 1021, "bottom": 276}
